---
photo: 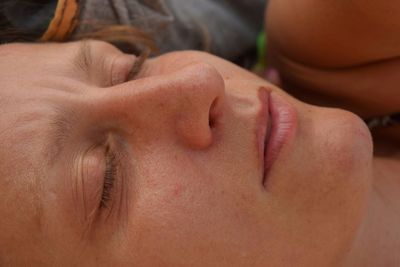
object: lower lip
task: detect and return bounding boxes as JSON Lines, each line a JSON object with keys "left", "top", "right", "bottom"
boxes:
{"left": 263, "top": 92, "right": 297, "bottom": 184}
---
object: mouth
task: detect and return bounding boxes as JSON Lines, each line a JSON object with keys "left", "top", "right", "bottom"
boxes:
{"left": 258, "top": 89, "right": 297, "bottom": 187}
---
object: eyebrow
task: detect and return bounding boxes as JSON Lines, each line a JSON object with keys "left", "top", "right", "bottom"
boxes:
{"left": 73, "top": 40, "right": 93, "bottom": 74}
{"left": 46, "top": 41, "right": 97, "bottom": 166}
{"left": 44, "top": 43, "right": 92, "bottom": 166}
{"left": 46, "top": 106, "right": 78, "bottom": 166}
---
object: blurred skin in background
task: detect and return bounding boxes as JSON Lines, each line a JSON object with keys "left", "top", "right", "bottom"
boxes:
{"left": 266, "top": 0, "right": 400, "bottom": 144}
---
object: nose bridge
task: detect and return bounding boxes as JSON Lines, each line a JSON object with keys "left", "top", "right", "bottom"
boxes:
{"left": 95, "top": 62, "right": 225, "bottom": 149}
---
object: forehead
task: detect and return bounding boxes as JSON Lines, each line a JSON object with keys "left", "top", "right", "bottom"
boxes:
{"left": 0, "top": 42, "right": 84, "bottom": 247}
{"left": 0, "top": 104, "right": 53, "bottom": 165}
{"left": 0, "top": 78, "right": 69, "bottom": 179}
{"left": 0, "top": 108, "right": 48, "bottom": 263}
{"left": 0, "top": 42, "right": 75, "bottom": 56}
{"left": 0, "top": 42, "right": 80, "bottom": 83}
{"left": 0, "top": 43, "right": 54, "bottom": 68}
{"left": 0, "top": 102, "right": 58, "bottom": 244}
{"left": 0, "top": 43, "right": 82, "bottom": 113}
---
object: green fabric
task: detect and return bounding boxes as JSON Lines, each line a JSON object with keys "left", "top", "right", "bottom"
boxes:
{"left": 252, "top": 30, "right": 267, "bottom": 72}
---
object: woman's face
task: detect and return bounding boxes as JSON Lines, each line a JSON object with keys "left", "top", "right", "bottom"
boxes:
{"left": 0, "top": 41, "right": 373, "bottom": 266}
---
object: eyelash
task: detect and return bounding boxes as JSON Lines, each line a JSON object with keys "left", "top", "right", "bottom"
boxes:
{"left": 100, "top": 147, "right": 118, "bottom": 209}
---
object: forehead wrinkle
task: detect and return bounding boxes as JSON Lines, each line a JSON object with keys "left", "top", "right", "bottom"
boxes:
{"left": 0, "top": 112, "right": 50, "bottom": 248}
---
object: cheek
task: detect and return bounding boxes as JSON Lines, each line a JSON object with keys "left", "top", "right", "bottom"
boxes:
{"left": 118, "top": 147, "right": 267, "bottom": 266}
{"left": 123, "top": 151, "right": 215, "bottom": 238}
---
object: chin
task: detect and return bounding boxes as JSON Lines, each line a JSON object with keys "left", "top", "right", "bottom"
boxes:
{"left": 319, "top": 108, "right": 374, "bottom": 185}
{"left": 338, "top": 110, "right": 373, "bottom": 164}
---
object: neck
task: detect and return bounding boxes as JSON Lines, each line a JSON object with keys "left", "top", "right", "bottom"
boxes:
{"left": 343, "top": 156, "right": 400, "bottom": 266}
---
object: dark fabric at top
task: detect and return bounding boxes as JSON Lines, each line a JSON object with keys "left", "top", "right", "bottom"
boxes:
{"left": 0, "top": 0, "right": 56, "bottom": 42}
{"left": 73, "top": 0, "right": 267, "bottom": 60}
{"left": 0, "top": 0, "right": 267, "bottom": 61}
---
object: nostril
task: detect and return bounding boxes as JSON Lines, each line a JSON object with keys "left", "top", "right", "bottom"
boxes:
{"left": 209, "top": 98, "right": 220, "bottom": 128}
{"left": 209, "top": 115, "right": 215, "bottom": 128}
{"left": 171, "top": 62, "right": 225, "bottom": 149}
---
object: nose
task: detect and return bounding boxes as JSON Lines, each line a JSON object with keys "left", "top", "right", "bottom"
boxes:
{"left": 95, "top": 62, "right": 225, "bottom": 149}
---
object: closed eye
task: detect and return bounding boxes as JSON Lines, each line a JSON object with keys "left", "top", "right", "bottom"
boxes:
{"left": 100, "top": 145, "right": 118, "bottom": 210}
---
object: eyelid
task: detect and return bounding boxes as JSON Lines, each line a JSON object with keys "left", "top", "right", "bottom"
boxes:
{"left": 110, "top": 54, "right": 137, "bottom": 86}
{"left": 80, "top": 145, "right": 107, "bottom": 221}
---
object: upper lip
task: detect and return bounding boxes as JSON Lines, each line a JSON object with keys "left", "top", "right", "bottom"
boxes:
{"left": 257, "top": 88, "right": 271, "bottom": 179}
{"left": 259, "top": 90, "right": 298, "bottom": 187}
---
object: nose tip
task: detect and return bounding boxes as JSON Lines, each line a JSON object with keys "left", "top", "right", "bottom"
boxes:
{"left": 176, "top": 97, "right": 220, "bottom": 149}
{"left": 173, "top": 62, "right": 225, "bottom": 149}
